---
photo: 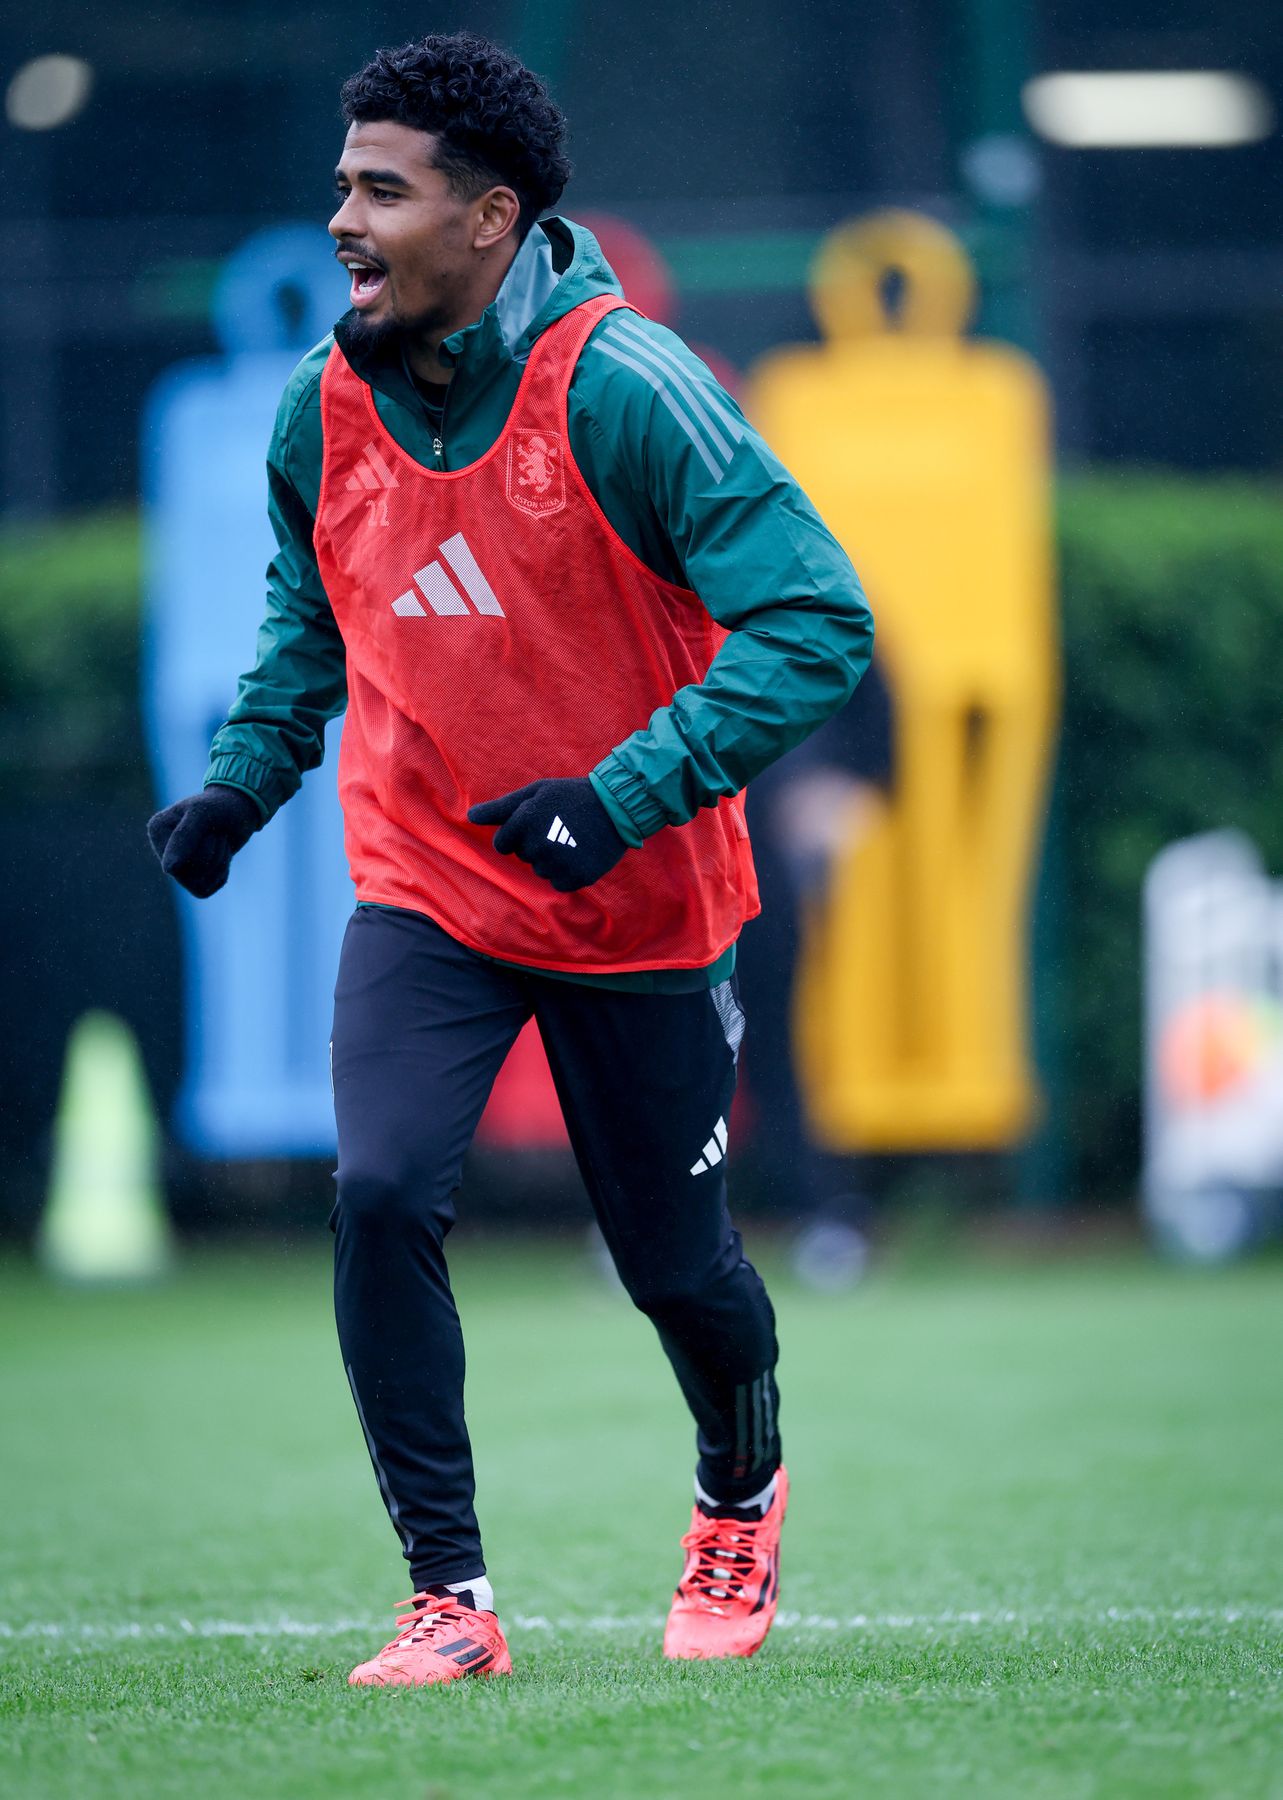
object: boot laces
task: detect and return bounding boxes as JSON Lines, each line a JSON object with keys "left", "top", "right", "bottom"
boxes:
{"left": 679, "top": 1514, "right": 761, "bottom": 1610}
{"left": 379, "top": 1591, "right": 472, "bottom": 1653}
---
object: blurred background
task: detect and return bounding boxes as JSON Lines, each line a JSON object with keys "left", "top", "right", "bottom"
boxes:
{"left": 4, "top": 0, "right": 1283, "bottom": 1276}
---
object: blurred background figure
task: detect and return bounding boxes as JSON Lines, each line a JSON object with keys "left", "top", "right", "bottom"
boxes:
{"left": 738, "top": 657, "right": 894, "bottom": 1291}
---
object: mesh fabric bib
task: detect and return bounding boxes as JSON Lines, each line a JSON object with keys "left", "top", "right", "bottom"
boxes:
{"left": 313, "top": 294, "right": 758, "bottom": 972}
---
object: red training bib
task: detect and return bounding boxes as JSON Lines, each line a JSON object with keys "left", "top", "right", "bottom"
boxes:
{"left": 313, "top": 294, "right": 758, "bottom": 973}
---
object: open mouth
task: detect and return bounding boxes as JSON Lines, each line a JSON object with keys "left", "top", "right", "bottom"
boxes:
{"left": 345, "top": 260, "right": 387, "bottom": 308}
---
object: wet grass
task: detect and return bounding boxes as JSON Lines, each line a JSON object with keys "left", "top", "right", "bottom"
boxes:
{"left": 1, "top": 1238, "right": 1280, "bottom": 1797}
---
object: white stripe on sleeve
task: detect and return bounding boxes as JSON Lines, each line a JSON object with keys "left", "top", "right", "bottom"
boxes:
{"left": 609, "top": 317, "right": 746, "bottom": 447}
{"left": 602, "top": 324, "right": 737, "bottom": 462}
{"left": 595, "top": 342, "right": 726, "bottom": 482}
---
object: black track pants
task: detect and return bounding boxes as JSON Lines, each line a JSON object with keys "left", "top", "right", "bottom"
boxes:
{"left": 330, "top": 904, "right": 781, "bottom": 1589}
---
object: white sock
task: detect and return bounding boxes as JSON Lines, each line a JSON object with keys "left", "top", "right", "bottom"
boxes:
{"left": 446, "top": 1576, "right": 494, "bottom": 1613}
{"left": 695, "top": 1473, "right": 777, "bottom": 1517}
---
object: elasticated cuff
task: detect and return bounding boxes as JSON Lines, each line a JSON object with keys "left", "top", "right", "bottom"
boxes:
{"left": 589, "top": 756, "right": 668, "bottom": 844}
{"left": 203, "top": 754, "right": 291, "bottom": 823}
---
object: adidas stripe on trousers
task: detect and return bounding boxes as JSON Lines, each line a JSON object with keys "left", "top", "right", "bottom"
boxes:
{"left": 330, "top": 902, "right": 781, "bottom": 1589}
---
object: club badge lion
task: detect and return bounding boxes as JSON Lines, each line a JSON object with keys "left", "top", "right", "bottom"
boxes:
{"left": 506, "top": 429, "right": 567, "bottom": 515}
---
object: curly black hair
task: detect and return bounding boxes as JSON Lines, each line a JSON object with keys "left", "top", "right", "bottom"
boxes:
{"left": 340, "top": 33, "right": 571, "bottom": 239}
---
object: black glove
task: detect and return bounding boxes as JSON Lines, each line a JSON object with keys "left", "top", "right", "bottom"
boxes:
{"left": 147, "top": 785, "right": 260, "bottom": 898}
{"left": 467, "top": 777, "right": 629, "bottom": 892}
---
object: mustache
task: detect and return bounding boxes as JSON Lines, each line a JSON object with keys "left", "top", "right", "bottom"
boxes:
{"left": 335, "top": 243, "right": 387, "bottom": 272}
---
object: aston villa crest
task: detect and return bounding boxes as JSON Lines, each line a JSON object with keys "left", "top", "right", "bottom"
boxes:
{"left": 507, "top": 429, "right": 566, "bottom": 516}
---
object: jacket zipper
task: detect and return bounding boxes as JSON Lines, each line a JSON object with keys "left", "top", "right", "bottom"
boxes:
{"left": 400, "top": 344, "right": 449, "bottom": 469}
{"left": 429, "top": 373, "right": 450, "bottom": 469}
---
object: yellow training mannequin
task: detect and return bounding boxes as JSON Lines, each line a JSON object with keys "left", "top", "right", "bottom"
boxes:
{"left": 746, "top": 211, "right": 1058, "bottom": 1149}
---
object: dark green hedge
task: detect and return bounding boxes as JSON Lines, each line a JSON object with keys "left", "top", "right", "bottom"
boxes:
{"left": 6, "top": 479, "right": 1283, "bottom": 1196}
{"left": 1057, "top": 472, "right": 1283, "bottom": 1198}
{"left": 0, "top": 509, "right": 146, "bottom": 803}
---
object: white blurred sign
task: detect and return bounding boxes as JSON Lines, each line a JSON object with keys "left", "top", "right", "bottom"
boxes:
{"left": 1143, "top": 830, "right": 1283, "bottom": 1259}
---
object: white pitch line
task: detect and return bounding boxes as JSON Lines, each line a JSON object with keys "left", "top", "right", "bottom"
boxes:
{"left": 1, "top": 1606, "right": 1281, "bottom": 1643}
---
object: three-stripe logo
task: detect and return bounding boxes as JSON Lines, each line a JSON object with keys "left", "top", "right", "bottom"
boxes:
{"left": 546, "top": 816, "right": 577, "bottom": 848}
{"left": 595, "top": 316, "right": 746, "bottom": 484}
{"left": 690, "top": 1116, "right": 729, "bottom": 1176}
{"left": 391, "top": 532, "right": 506, "bottom": 619}
{"left": 434, "top": 1634, "right": 496, "bottom": 1673}
{"left": 346, "top": 441, "right": 400, "bottom": 492}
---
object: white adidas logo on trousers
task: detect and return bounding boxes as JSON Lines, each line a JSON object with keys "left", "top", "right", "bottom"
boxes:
{"left": 391, "top": 532, "right": 505, "bottom": 618}
{"left": 690, "top": 1116, "right": 729, "bottom": 1175}
{"left": 546, "top": 816, "right": 577, "bottom": 847}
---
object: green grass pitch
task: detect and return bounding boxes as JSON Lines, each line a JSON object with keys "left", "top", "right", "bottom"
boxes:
{"left": 1, "top": 1234, "right": 1281, "bottom": 1797}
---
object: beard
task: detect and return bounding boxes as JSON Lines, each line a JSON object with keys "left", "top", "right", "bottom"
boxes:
{"left": 341, "top": 288, "right": 444, "bottom": 359}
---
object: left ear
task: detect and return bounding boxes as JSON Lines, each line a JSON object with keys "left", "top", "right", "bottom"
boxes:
{"left": 474, "top": 186, "right": 522, "bottom": 251}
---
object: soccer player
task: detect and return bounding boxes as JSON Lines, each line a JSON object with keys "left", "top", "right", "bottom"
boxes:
{"left": 148, "top": 33, "right": 872, "bottom": 1685}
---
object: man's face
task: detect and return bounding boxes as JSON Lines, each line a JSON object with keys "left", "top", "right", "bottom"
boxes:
{"left": 329, "top": 120, "right": 487, "bottom": 350}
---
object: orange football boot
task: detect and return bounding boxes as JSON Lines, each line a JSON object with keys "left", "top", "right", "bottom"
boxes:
{"left": 348, "top": 1591, "right": 512, "bottom": 1687}
{"left": 663, "top": 1465, "right": 789, "bottom": 1660}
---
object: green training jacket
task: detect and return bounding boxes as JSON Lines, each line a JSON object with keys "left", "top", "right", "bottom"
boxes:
{"left": 204, "top": 217, "right": 874, "bottom": 990}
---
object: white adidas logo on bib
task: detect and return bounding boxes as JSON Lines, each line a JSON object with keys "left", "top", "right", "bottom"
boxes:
{"left": 390, "top": 532, "right": 505, "bottom": 618}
